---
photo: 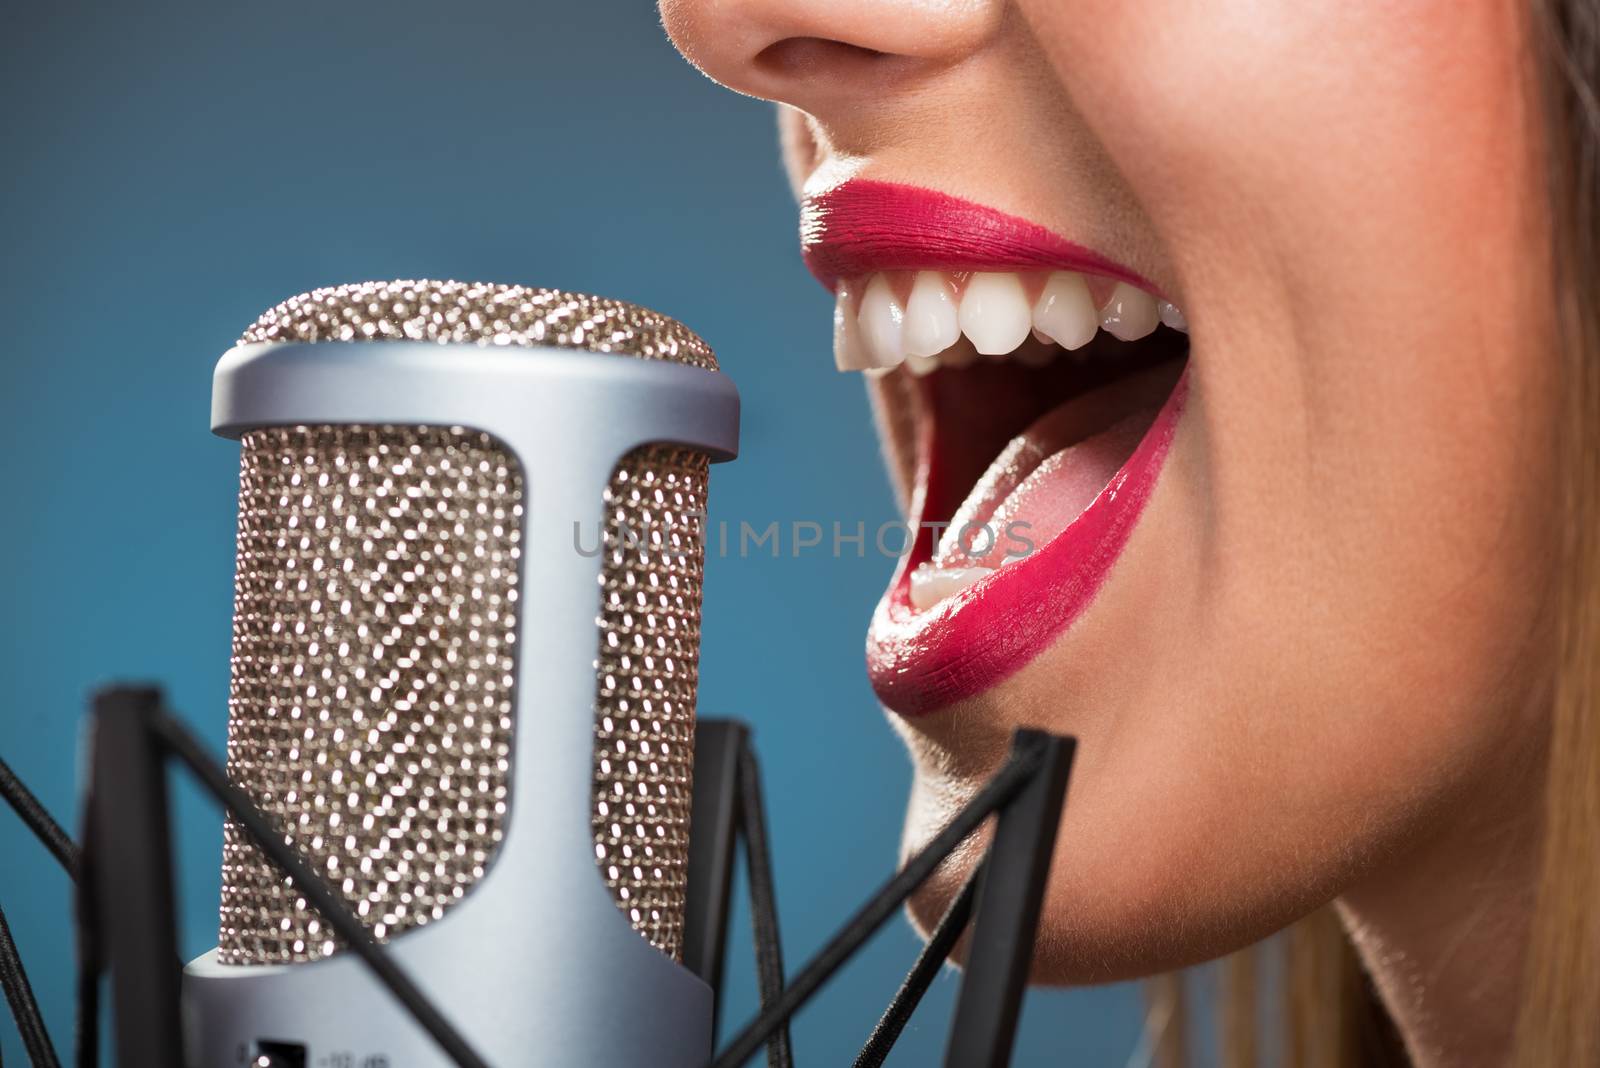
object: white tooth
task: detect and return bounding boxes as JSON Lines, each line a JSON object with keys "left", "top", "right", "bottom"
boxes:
{"left": 832, "top": 284, "right": 871, "bottom": 371}
{"left": 1158, "top": 301, "right": 1188, "bottom": 332}
{"left": 909, "top": 564, "right": 996, "bottom": 611}
{"left": 905, "top": 351, "right": 941, "bottom": 377}
{"left": 958, "top": 272, "right": 1032, "bottom": 356}
{"left": 903, "top": 271, "right": 961, "bottom": 357}
{"left": 857, "top": 274, "right": 908, "bottom": 370}
{"left": 1099, "top": 282, "right": 1159, "bottom": 341}
{"left": 937, "top": 336, "right": 978, "bottom": 369}
{"left": 1031, "top": 271, "right": 1099, "bottom": 350}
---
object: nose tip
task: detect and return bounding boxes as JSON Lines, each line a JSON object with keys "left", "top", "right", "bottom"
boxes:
{"left": 660, "top": 0, "right": 1000, "bottom": 115}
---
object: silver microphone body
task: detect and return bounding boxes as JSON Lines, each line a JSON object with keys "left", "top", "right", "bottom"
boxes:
{"left": 182, "top": 282, "right": 739, "bottom": 1067}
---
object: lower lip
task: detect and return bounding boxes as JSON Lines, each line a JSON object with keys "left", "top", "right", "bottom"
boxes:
{"left": 865, "top": 371, "right": 1189, "bottom": 716}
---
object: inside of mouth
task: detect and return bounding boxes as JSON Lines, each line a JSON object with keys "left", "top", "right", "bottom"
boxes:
{"left": 905, "top": 325, "right": 1189, "bottom": 609}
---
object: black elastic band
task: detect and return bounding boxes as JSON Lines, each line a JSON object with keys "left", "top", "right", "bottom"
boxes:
{"left": 0, "top": 755, "right": 79, "bottom": 880}
{"left": 736, "top": 742, "right": 792, "bottom": 1068}
{"left": 0, "top": 752, "right": 76, "bottom": 1066}
{"left": 147, "top": 709, "right": 491, "bottom": 1068}
{"left": 852, "top": 853, "right": 984, "bottom": 1068}
{"left": 75, "top": 824, "right": 99, "bottom": 1068}
{"left": 73, "top": 952, "right": 96, "bottom": 1068}
{"left": 709, "top": 735, "right": 1046, "bottom": 1068}
{"left": 0, "top": 896, "right": 60, "bottom": 1068}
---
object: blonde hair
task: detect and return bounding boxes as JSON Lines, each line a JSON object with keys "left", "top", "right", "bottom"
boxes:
{"left": 1149, "top": 914, "right": 1403, "bottom": 1068}
{"left": 1512, "top": 0, "right": 1600, "bottom": 1062}
{"left": 1150, "top": 0, "right": 1600, "bottom": 1062}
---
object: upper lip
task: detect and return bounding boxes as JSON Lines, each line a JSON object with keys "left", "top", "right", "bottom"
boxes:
{"left": 799, "top": 178, "right": 1157, "bottom": 294}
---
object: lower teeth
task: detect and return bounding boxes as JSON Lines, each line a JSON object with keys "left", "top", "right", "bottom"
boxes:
{"left": 909, "top": 564, "right": 996, "bottom": 611}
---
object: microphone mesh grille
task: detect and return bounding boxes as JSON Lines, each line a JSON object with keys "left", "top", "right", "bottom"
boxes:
{"left": 591, "top": 446, "right": 707, "bottom": 962}
{"left": 238, "top": 279, "right": 716, "bottom": 370}
{"left": 219, "top": 281, "right": 712, "bottom": 965}
{"left": 220, "top": 425, "right": 522, "bottom": 964}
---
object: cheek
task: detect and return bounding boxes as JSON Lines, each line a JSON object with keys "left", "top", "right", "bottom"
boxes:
{"left": 1033, "top": 0, "right": 1523, "bottom": 208}
{"left": 1027, "top": 0, "right": 1556, "bottom": 685}
{"left": 1028, "top": 0, "right": 1540, "bottom": 374}
{"left": 902, "top": 0, "right": 1557, "bottom": 976}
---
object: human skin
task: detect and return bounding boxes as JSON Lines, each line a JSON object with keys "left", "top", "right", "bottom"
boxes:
{"left": 660, "top": 1, "right": 1559, "bottom": 1063}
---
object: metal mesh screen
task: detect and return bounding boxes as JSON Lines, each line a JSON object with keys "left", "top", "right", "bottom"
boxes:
{"left": 592, "top": 446, "right": 709, "bottom": 962}
{"left": 219, "top": 425, "right": 523, "bottom": 963}
{"left": 219, "top": 281, "right": 714, "bottom": 964}
{"left": 238, "top": 279, "right": 716, "bottom": 372}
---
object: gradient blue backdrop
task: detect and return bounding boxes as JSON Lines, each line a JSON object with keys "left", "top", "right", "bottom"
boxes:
{"left": 0, "top": 3, "right": 1148, "bottom": 1063}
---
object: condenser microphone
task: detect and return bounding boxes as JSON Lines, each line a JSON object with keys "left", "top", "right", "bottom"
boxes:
{"left": 182, "top": 280, "right": 740, "bottom": 1067}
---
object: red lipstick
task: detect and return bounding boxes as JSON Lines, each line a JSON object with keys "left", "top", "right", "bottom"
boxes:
{"left": 800, "top": 179, "right": 1154, "bottom": 293}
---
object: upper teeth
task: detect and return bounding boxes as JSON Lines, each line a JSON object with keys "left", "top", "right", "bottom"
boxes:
{"left": 834, "top": 269, "right": 1184, "bottom": 374}
{"left": 1033, "top": 272, "right": 1099, "bottom": 350}
{"left": 857, "top": 274, "right": 906, "bottom": 370}
{"left": 1099, "top": 281, "right": 1160, "bottom": 341}
{"left": 958, "top": 272, "right": 1033, "bottom": 356}
{"left": 903, "top": 271, "right": 960, "bottom": 357}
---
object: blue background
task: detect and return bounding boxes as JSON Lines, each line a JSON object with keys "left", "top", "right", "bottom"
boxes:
{"left": 0, "top": 2, "right": 1146, "bottom": 1063}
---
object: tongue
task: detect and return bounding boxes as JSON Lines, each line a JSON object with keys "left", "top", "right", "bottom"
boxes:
{"left": 932, "top": 361, "right": 1180, "bottom": 571}
{"left": 934, "top": 412, "right": 1155, "bottom": 569}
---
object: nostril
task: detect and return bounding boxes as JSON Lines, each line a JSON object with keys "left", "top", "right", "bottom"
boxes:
{"left": 754, "top": 36, "right": 897, "bottom": 82}
{"left": 662, "top": 0, "right": 1000, "bottom": 109}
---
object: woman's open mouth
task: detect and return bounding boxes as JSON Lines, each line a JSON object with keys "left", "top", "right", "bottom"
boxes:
{"left": 803, "top": 179, "right": 1190, "bottom": 716}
